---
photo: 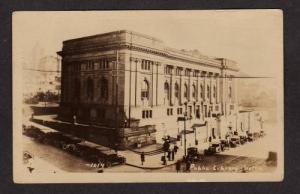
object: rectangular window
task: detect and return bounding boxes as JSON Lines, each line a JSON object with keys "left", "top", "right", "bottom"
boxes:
{"left": 142, "top": 60, "right": 151, "bottom": 70}
{"left": 142, "top": 110, "right": 152, "bottom": 119}
{"left": 215, "top": 105, "right": 219, "bottom": 111}
{"left": 176, "top": 68, "right": 181, "bottom": 76}
{"left": 177, "top": 108, "right": 180, "bottom": 115}
{"left": 165, "top": 65, "right": 172, "bottom": 75}
{"left": 142, "top": 110, "right": 145, "bottom": 118}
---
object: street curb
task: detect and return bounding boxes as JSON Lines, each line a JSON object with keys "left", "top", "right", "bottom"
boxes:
{"left": 125, "top": 162, "right": 176, "bottom": 170}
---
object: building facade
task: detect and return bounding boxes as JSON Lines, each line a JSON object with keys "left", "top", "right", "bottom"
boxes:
{"left": 58, "top": 30, "right": 240, "bottom": 148}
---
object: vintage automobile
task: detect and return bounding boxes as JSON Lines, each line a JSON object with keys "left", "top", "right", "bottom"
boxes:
{"left": 220, "top": 139, "right": 230, "bottom": 151}
{"left": 247, "top": 132, "right": 254, "bottom": 141}
{"left": 23, "top": 125, "right": 46, "bottom": 141}
{"left": 229, "top": 136, "right": 240, "bottom": 148}
{"left": 186, "top": 147, "right": 202, "bottom": 162}
{"left": 239, "top": 136, "right": 248, "bottom": 145}
{"left": 260, "top": 130, "right": 266, "bottom": 137}
{"left": 204, "top": 141, "right": 221, "bottom": 156}
{"left": 253, "top": 132, "right": 261, "bottom": 140}
{"left": 43, "top": 132, "right": 82, "bottom": 149}
{"left": 75, "top": 141, "right": 126, "bottom": 167}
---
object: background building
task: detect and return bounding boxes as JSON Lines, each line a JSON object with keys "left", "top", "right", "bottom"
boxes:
{"left": 58, "top": 30, "right": 240, "bottom": 148}
{"left": 23, "top": 55, "right": 61, "bottom": 99}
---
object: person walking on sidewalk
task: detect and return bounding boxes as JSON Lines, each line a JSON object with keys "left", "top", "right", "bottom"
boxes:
{"left": 161, "top": 155, "right": 167, "bottom": 165}
{"left": 176, "top": 160, "right": 181, "bottom": 173}
{"left": 186, "top": 160, "right": 191, "bottom": 172}
{"left": 141, "top": 152, "right": 145, "bottom": 165}
{"left": 174, "top": 145, "right": 178, "bottom": 154}
{"left": 171, "top": 149, "right": 175, "bottom": 161}
{"left": 167, "top": 150, "right": 171, "bottom": 161}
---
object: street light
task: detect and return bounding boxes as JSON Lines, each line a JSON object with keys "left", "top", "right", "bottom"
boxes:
{"left": 183, "top": 102, "right": 188, "bottom": 157}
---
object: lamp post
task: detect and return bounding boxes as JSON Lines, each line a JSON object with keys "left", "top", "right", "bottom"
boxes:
{"left": 183, "top": 102, "right": 187, "bottom": 157}
{"left": 183, "top": 111, "right": 187, "bottom": 157}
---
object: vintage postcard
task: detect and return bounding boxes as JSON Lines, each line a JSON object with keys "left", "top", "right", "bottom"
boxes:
{"left": 13, "top": 10, "right": 284, "bottom": 183}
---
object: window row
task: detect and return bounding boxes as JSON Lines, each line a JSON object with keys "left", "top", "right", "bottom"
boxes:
{"left": 177, "top": 107, "right": 183, "bottom": 115}
{"left": 73, "top": 77, "right": 109, "bottom": 101}
{"left": 164, "top": 65, "right": 220, "bottom": 79}
{"left": 67, "top": 59, "right": 110, "bottom": 72}
{"left": 140, "top": 79, "right": 229, "bottom": 102}
{"left": 141, "top": 60, "right": 153, "bottom": 70}
{"left": 167, "top": 108, "right": 173, "bottom": 116}
{"left": 142, "top": 110, "right": 152, "bottom": 119}
{"left": 164, "top": 82, "right": 218, "bottom": 101}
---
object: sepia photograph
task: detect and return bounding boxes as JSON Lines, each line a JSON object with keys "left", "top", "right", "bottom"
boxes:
{"left": 13, "top": 10, "right": 284, "bottom": 183}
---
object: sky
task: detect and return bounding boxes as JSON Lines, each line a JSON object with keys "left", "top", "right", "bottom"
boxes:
{"left": 13, "top": 10, "right": 283, "bottom": 77}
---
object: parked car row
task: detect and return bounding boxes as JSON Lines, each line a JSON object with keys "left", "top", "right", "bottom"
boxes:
{"left": 203, "top": 130, "right": 266, "bottom": 156}
{"left": 23, "top": 125, "right": 126, "bottom": 167}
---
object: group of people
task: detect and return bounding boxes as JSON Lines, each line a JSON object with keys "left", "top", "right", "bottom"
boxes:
{"left": 139, "top": 136, "right": 181, "bottom": 166}
{"left": 161, "top": 136, "right": 179, "bottom": 165}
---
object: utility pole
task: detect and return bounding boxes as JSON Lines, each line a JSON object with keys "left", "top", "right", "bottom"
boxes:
{"left": 184, "top": 102, "right": 187, "bottom": 157}
{"left": 116, "top": 48, "right": 119, "bottom": 129}
{"left": 184, "top": 112, "right": 187, "bottom": 157}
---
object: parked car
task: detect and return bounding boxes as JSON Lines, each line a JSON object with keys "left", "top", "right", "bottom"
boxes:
{"left": 186, "top": 147, "right": 202, "bottom": 162}
{"left": 253, "top": 132, "right": 261, "bottom": 140}
{"left": 23, "top": 125, "right": 46, "bottom": 141}
{"left": 204, "top": 142, "right": 221, "bottom": 156}
{"left": 229, "top": 137, "right": 240, "bottom": 147}
{"left": 247, "top": 132, "right": 254, "bottom": 141}
{"left": 259, "top": 130, "right": 266, "bottom": 137}
{"left": 239, "top": 136, "right": 247, "bottom": 144}
{"left": 76, "top": 141, "right": 126, "bottom": 167}
{"left": 220, "top": 139, "right": 230, "bottom": 151}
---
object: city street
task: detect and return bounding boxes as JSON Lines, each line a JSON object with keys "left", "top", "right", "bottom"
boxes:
{"left": 22, "top": 117, "right": 278, "bottom": 173}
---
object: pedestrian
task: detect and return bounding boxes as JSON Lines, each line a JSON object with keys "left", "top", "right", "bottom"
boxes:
{"left": 167, "top": 150, "right": 171, "bottom": 161}
{"left": 176, "top": 160, "right": 181, "bottom": 173}
{"left": 186, "top": 160, "right": 191, "bottom": 172}
{"left": 171, "top": 149, "right": 175, "bottom": 161}
{"left": 141, "top": 152, "right": 145, "bottom": 165}
{"left": 161, "top": 155, "right": 167, "bottom": 165}
{"left": 174, "top": 145, "right": 178, "bottom": 154}
{"left": 73, "top": 115, "right": 77, "bottom": 125}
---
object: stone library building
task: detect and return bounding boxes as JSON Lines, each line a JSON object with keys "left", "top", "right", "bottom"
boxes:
{"left": 58, "top": 30, "right": 245, "bottom": 149}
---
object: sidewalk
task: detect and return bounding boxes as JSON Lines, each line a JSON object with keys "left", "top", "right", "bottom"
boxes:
{"left": 119, "top": 144, "right": 186, "bottom": 169}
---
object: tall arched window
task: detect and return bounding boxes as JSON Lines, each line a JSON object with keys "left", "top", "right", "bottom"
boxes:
{"left": 100, "top": 78, "right": 108, "bottom": 100}
{"left": 74, "top": 78, "right": 81, "bottom": 101}
{"left": 174, "top": 83, "right": 179, "bottom": 99}
{"left": 213, "top": 86, "right": 216, "bottom": 98}
{"left": 86, "top": 77, "right": 94, "bottom": 99}
{"left": 192, "top": 84, "right": 196, "bottom": 99}
{"left": 184, "top": 83, "right": 188, "bottom": 99}
{"left": 141, "top": 79, "right": 149, "bottom": 100}
{"left": 207, "top": 85, "right": 210, "bottom": 99}
{"left": 200, "top": 84, "right": 203, "bottom": 99}
{"left": 164, "top": 82, "right": 170, "bottom": 100}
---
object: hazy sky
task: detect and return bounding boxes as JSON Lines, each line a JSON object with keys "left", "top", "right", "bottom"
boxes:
{"left": 13, "top": 10, "right": 283, "bottom": 77}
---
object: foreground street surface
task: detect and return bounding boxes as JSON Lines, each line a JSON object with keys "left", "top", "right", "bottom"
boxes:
{"left": 22, "top": 117, "right": 278, "bottom": 173}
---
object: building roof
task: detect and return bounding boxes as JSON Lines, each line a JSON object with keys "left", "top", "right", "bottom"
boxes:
{"left": 59, "top": 30, "right": 239, "bottom": 72}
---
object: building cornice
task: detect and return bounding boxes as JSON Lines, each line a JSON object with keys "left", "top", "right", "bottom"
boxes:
{"left": 59, "top": 40, "right": 239, "bottom": 72}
